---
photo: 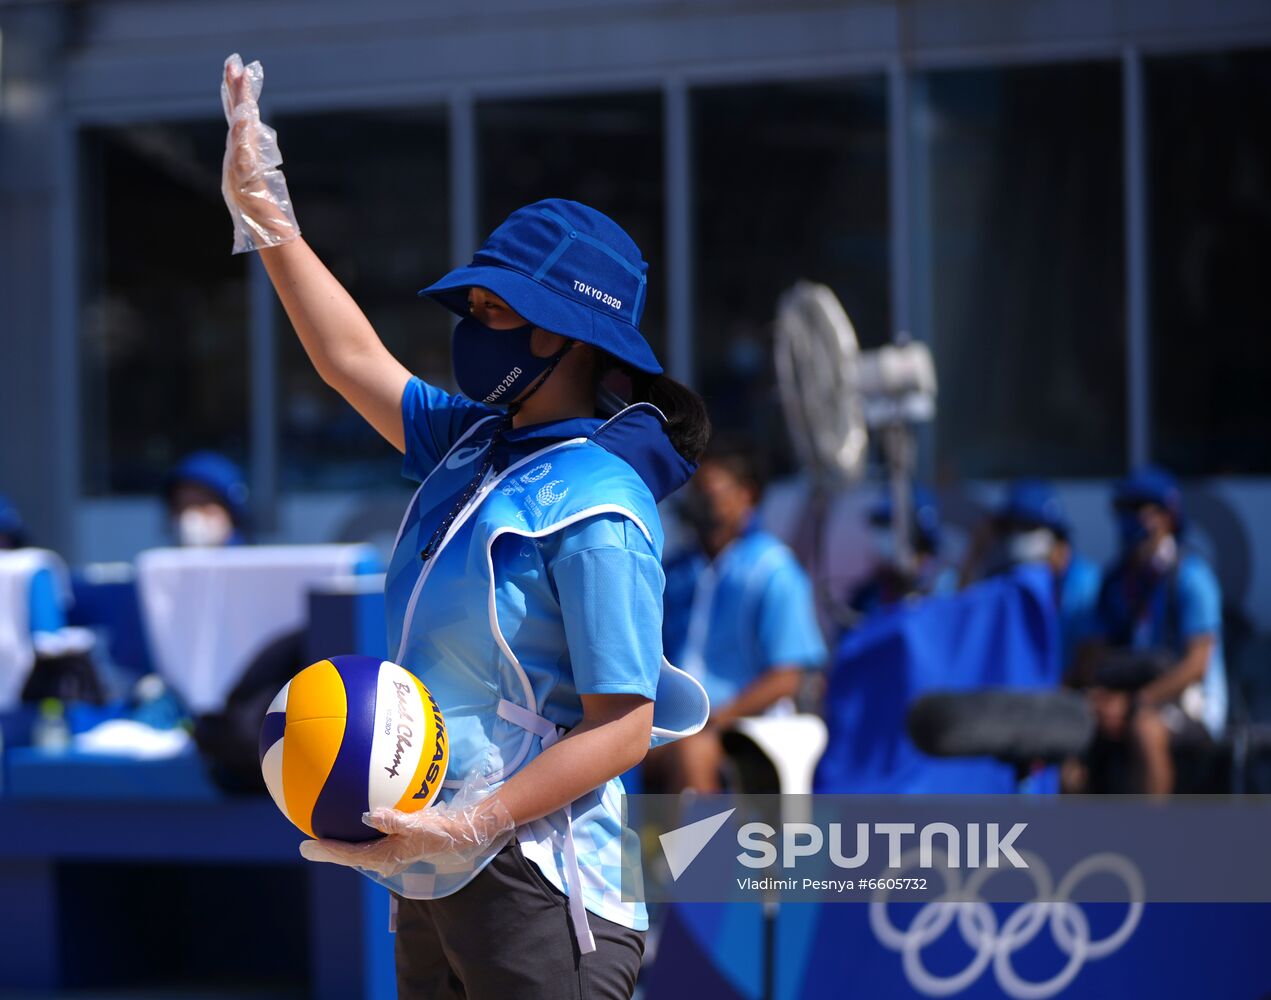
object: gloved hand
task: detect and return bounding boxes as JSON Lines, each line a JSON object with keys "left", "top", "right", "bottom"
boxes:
{"left": 298, "top": 773, "right": 517, "bottom": 876}
{"left": 220, "top": 53, "right": 300, "bottom": 254}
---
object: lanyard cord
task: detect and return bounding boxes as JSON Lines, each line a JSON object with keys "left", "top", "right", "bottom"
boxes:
{"left": 418, "top": 415, "right": 508, "bottom": 563}
{"left": 419, "top": 344, "right": 574, "bottom": 564}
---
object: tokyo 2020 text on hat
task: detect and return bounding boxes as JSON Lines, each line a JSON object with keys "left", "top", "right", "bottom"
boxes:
{"left": 419, "top": 198, "right": 662, "bottom": 375}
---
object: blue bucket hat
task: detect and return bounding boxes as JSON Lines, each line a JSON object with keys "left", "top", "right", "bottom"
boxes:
{"left": 0, "top": 494, "right": 28, "bottom": 547}
{"left": 869, "top": 483, "right": 942, "bottom": 552}
{"left": 165, "top": 451, "right": 250, "bottom": 527}
{"left": 997, "top": 479, "right": 1070, "bottom": 539}
{"left": 419, "top": 198, "right": 662, "bottom": 375}
{"left": 1113, "top": 465, "right": 1184, "bottom": 532}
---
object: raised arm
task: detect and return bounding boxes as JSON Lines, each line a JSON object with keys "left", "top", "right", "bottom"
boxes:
{"left": 221, "top": 55, "right": 410, "bottom": 451}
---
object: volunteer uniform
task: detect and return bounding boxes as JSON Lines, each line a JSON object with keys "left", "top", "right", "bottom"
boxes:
{"left": 379, "top": 380, "right": 706, "bottom": 996}
{"left": 1096, "top": 551, "right": 1227, "bottom": 739}
{"left": 1094, "top": 467, "right": 1227, "bottom": 740}
{"left": 362, "top": 200, "right": 707, "bottom": 999}
{"left": 662, "top": 521, "right": 826, "bottom": 710}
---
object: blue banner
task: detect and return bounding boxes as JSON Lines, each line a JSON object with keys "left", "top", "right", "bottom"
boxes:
{"left": 815, "top": 565, "right": 1062, "bottom": 794}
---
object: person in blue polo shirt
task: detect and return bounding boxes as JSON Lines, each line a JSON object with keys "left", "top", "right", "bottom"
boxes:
{"left": 1078, "top": 467, "right": 1227, "bottom": 794}
{"left": 220, "top": 55, "right": 710, "bottom": 1000}
{"left": 983, "top": 479, "right": 1102, "bottom": 673}
{"left": 653, "top": 442, "right": 826, "bottom": 792}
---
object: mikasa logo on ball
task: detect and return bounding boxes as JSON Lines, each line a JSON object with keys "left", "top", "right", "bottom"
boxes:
{"left": 415, "top": 689, "right": 448, "bottom": 798}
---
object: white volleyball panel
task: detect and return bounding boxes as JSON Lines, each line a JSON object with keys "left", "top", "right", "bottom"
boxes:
{"left": 367, "top": 661, "right": 429, "bottom": 810}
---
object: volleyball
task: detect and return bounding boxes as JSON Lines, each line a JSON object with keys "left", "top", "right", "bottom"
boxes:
{"left": 258, "top": 655, "right": 448, "bottom": 842}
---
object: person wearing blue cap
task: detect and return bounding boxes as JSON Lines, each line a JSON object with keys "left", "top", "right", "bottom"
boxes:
{"left": 1075, "top": 466, "right": 1227, "bottom": 794}
{"left": 978, "top": 480, "right": 1102, "bottom": 672}
{"left": 0, "top": 495, "right": 30, "bottom": 551}
{"left": 847, "top": 483, "right": 954, "bottom": 618}
{"left": 220, "top": 55, "right": 711, "bottom": 999}
{"left": 652, "top": 440, "right": 826, "bottom": 792}
{"left": 164, "top": 451, "right": 251, "bottom": 547}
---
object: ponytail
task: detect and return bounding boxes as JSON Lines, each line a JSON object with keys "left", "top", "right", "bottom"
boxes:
{"left": 592, "top": 350, "right": 712, "bottom": 464}
{"left": 633, "top": 372, "right": 712, "bottom": 465}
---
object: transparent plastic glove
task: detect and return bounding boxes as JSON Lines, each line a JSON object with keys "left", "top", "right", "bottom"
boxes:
{"left": 220, "top": 53, "right": 300, "bottom": 253}
{"left": 298, "top": 773, "right": 516, "bottom": 877}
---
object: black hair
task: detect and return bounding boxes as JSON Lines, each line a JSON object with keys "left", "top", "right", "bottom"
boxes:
{"left": 697, "top": 435, "right": 767, "bottom": 497}
{"left": 593, "top": 351, "right": 712, "bottom": 464}
{"left": 632, "top": 372, "right": 712, "bottom": 465}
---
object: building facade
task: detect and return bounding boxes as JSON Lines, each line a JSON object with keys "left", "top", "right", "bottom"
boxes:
{"left": 1, "top": 0, "right": 1270, "bottom": 628}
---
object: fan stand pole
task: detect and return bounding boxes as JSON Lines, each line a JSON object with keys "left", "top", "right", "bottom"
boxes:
{"left": 881, "top": 423, "right": 916, "bottom": 575}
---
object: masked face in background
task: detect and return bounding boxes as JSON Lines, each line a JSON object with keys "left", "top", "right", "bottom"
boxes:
{"left": 1117, "top": 502, "right": 1176, "bottom": 570}
{"left": 176, "top": 507, "right": 235, "bottom": 547}
{"left": 169, "top": 482, "right": 236, "bottom": 548}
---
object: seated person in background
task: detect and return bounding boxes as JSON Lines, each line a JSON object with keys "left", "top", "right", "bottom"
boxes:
{"left": 0, "top": 494, "right": 31, "bottom": 551}
{"left": 650, "top": 442, "right": 826, "bottom": 792}
{"left": 848, "top": 483, "right": 954, "bottom": 618}
{"left": 164, "top": 451, "right": 250, "bottom": 547}
{"left": 0, "top": 494, "right": 95, "bottom": 707}
{"left": 982, "top": 479, "right": 1102, "bottom": 673}
{"left": 159, "top": 454, "right": 293, "bottom": 790}
{"left": 1071, "top": 467, "right": 1227, "bottom": 794}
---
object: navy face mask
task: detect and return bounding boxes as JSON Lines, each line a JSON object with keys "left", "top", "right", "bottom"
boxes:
{"left": 1117, "top": 509, "right": 1150, "bottom": 551}
{"left": 450, "top": 317, "right": 569, "bottom": 408}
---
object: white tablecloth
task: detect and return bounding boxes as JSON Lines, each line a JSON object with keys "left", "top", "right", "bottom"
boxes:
{"left": 135, "top": 544, "right": 376, "bottom": 714}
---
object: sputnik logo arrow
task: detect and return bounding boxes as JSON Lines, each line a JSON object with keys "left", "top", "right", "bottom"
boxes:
{"left": 659, "top": 808, "right": 735, "bottom": 881}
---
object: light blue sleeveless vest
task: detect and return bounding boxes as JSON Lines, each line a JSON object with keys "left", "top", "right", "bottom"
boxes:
{"left": 374, "top": 408, "right": 709, "bottom": 949}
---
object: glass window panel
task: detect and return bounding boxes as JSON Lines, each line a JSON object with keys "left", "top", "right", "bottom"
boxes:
{"left": 477, "top": 93, "right": 665, "bottom": 360}
{"left": 692, "top": 78, "right": 889, "bottom": 466}
{"left": 272, "top": 109, "right": 451, "bottom": 491}
{"left": 80, "top": 122, "right": 248, "bottom": 495}
{"left": 1147, "top": 49, "right": 1271, "bottom": 475}
{"left": 916, "top": 63, "right": 1125, "bottom": 478}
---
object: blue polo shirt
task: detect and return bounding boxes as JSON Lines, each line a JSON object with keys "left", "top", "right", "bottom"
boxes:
{"left": 1095, "top": 551, "right": 1227, "bottom": 737}
{"left": 662, "top": 524, "right": 826, "bottom": 710}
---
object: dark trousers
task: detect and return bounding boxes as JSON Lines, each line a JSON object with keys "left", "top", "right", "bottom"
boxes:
{"left": 394, "top": 843, "right": 644, "bottom": 1000}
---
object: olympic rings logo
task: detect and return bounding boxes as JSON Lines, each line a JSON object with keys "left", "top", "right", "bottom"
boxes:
{"left": 869, "top": 849, "right": 1144, "bottom": 999}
